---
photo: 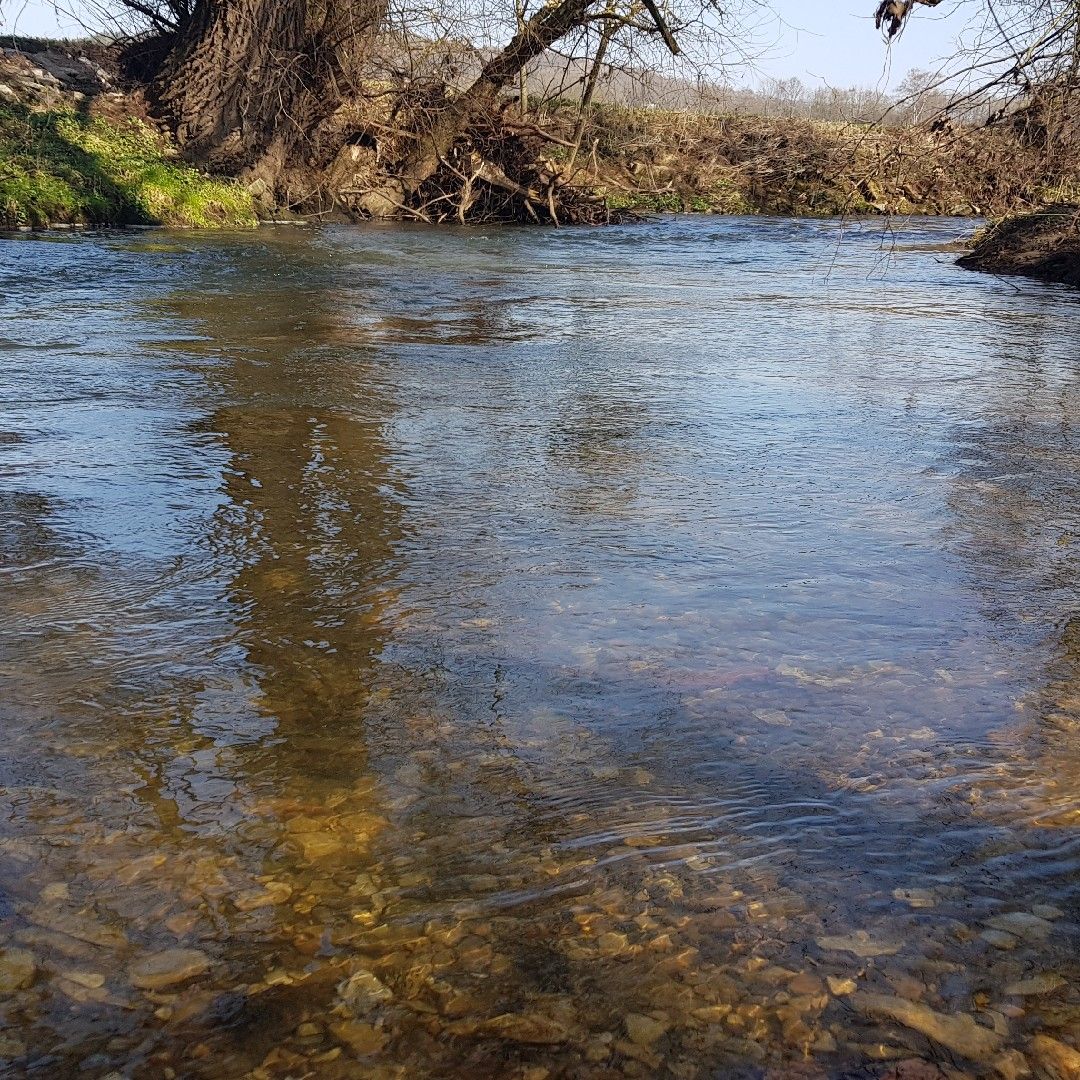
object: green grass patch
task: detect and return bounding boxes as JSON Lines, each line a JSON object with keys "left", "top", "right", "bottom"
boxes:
{"left": 0, "top": 102, "right": 257, "bottom": 228}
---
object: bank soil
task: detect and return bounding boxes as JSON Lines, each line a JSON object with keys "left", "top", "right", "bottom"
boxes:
{"left": 959, "top": 205, "right": 1080, "bottom": 287}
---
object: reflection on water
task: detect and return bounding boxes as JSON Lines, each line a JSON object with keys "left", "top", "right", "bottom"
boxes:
{"left": 1, "top": 217, "right": 1079, "bottom": 1079}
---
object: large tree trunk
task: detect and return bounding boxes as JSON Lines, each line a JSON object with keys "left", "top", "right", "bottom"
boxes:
{"left": 156, "top": 0, "right": 384, "bottom": 189}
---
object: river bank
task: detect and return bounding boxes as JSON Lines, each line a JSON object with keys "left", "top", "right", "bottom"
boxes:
{"left": 0, "top": 45, "right": 256, "bottom": 228}
{"left": 958, "top": 205, "right": 1080, "bottom": 287}
{"left": 2, "top": 39, "right": 1078, "bottom": 287}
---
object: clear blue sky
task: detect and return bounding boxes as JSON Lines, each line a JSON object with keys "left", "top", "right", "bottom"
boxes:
{"left": 3, "top": 0, "right": 971, "bottom": 89}
{"left": 753, "top": 0, "right": 971, "bottom": 89}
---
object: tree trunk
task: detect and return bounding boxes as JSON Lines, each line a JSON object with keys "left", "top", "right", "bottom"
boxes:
{"left": 156, "top": 0, "right": 384, "bottom": 186}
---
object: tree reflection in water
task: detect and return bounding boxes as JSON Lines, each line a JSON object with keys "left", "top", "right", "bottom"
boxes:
{"left": 1, "top": 222, "right": 1079, "bottom": 1079}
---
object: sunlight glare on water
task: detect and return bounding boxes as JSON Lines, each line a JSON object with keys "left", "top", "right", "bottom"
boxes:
{"left": 1, "top": 217, "right": 1079, "bottom": 1078}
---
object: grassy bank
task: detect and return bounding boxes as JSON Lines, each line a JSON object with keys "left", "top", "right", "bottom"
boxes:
{"left": 0, "top": 102, "right": 257, "bottom": 229}
{"left": 565, "top": 106, "right": 1074, "bottom": 220}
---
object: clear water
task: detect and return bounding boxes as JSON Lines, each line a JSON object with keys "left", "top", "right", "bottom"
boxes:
{"left": 1, "top": 217, "right": 1078, "bottom": 1079}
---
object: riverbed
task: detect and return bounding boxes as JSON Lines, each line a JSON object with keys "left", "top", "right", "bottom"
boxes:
{"left": 1, "top": 217, "right": 1078, "bottom": 1078}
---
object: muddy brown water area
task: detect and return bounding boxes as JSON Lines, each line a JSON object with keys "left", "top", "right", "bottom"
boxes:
{"left": 1, "top": 217, "right": 1079, "bottom": 1080}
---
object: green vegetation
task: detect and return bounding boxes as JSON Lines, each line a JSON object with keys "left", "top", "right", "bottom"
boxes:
{"left": 0, "top": 103, "right": 257, "bottom": 228}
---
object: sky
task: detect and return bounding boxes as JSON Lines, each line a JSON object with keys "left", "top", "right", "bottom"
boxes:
{"left": 2, "top": 0, "right": 974, "bottom": 90}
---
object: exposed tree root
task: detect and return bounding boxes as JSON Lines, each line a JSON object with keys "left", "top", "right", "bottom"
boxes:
{"left": 333, "top": 106, "right": 628, "bottom": 225}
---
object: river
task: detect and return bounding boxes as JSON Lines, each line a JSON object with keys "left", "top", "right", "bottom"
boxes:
{"left": 1, "top": 217, "right": 1078, "bottom": 1079}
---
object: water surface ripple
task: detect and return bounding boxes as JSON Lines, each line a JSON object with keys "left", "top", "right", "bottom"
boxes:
{"left": 1, "top": 217, "right": 1079, "bottom": 1079}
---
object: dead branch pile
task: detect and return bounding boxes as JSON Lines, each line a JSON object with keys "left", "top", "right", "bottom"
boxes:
{"left": 326, "top": 91, "right": 626, "bottom": 224}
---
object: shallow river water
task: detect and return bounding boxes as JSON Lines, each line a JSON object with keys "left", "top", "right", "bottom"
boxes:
{"left": 1, "top": 217, "right": 1079, "bottom": 1080}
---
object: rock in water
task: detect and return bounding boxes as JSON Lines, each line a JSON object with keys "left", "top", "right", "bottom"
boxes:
{"left": 980, "top": 929, "right": 1018, "bottom": 950}
{"left": 129, "top": 949, "right": 210, "bottom": 990}
{"left": 1031, "top": 904, "right": 1065, "bottom": 921}
{"left": 337, "top": 969, "right": 393, "bottom": 1013}
{"left": 1004, "top": 973, "right": 1066, "bottom": 996}
{"left": 892, "top": 888, "right": 936, "bottom": 909}
{"left": 459, "top": 1013, "right": 571, "bottom": 1044}
{"left": 983, "top": 912, "right": 1055, "bottom": 941}
{"left": 0, "top": 949, "right": 36, "bottom": 995}
{"left": 992, "top": 1048, "right": 1032, "bottom": 1080}
{"left": 331, "top": 1020, "right": 388, "bottom": 1055}
{"left": 233, "top": 881, "right": 293, "bottom": 912}
{"left": 816, "top": 931, "right": 901, "bottom": 957}
{"left": 1030, "top": 1035, "right": 1080, "bottom": 1079}
{"left": 879, "top": 1060, "right": 948, "bottom": 1080}
{"left": 625, "top": 1014, "right": 669, "bottom": 1046}
{"left": 851, "top": 992, "right": 1004, "bottom": 1060}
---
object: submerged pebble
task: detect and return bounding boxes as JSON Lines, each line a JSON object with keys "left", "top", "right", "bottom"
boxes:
{"left": 0, "top": 948, "right": 36, "bottom": 995}
{"left": 1004, "top": 974, "right": 1066, "bottom": 996}
{"left": 1029, "top": 1035, "right": 1080, "bottom": 1079}
{"left": 851, "top": 992, "right": 1004, "bottom": 1060}
{"left": 129, "top": 948, "right": 210, "bottom": 990}
{"left": 984, "top": 913, "right": 1056, "bottom": 942}
{"left": 816, "top": 932, "right": 901, "bottom": 957}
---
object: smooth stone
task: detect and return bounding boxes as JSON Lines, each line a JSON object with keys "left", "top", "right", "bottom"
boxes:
{"left": 893, "top": 888, "right": 936, "bottom": 909}
{"left": 992, "top": 1048, "right": 1032, "bottom": 1080}
{"left": 981, "top": 930, "right": 1019, "bottom": 950}
{"left": 597, "top": 932, "right": 630, "bottom": 956}
{"left": 30, "top": 908, "right": 126, "bottom": 948}
{"left": 337, "top": 970, "right": 392, "bottom": 1012}
{"left": 60, "top": 970, "right": 105, "bottom": 989}
{"left": 1004, "top": 974, "right": 1066, "bottom": 996}
{"left": 789, "top": 972, "right": 825, "bottom": 995}
{"left": 1031, "top": 905, "right": 1065, "bottom": 921}
{"left": 753, "top": 709, "right": 791, "bottom": 727}
{"left": 129, "top": 948, "right": 210, "bottom": 989}
{"left": 336, "top": 812, "right": 388, "bottom": 842}
{"left": 115, "top": 854, "right": 167, "bottom": 885}
{"left": 331, "top": 1020, "right": 388, "bottom": 1055}
{"left": 851, "top": 992, "right": 1004, "bottom": 1060}
{"left": 55, "top": 977, "right": 108, "bottom": 1004}
{"left": 293, "top": 832, "right": 345, "bottom": 860}
{"left": 1029, "top": 1035, "right": 1080, "bottom": 1079}
{"left": 692, "top": 1005, "right": 732, "bottom": 1023}
{"left": 463, "top": 1013, "right": 570, "bottom": 1044}
{"left": 0, "top": 949, "right": 36, "bottom": 994}
{"left": 816, "top": 932, "right": 901, "bottom": 957}
{"left": 984, "top": 913, "right": 1055, "bottom": 942}
{"left": 625, "top": 1013, "right": 669, "bottom": 1046}
{"left": 234, "top": 881, "right": 293, "bottom": 911}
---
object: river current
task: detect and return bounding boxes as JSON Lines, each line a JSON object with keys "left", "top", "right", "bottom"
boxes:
{"left": 1, "top": 217, "right": 1078, "bottom": 1079}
